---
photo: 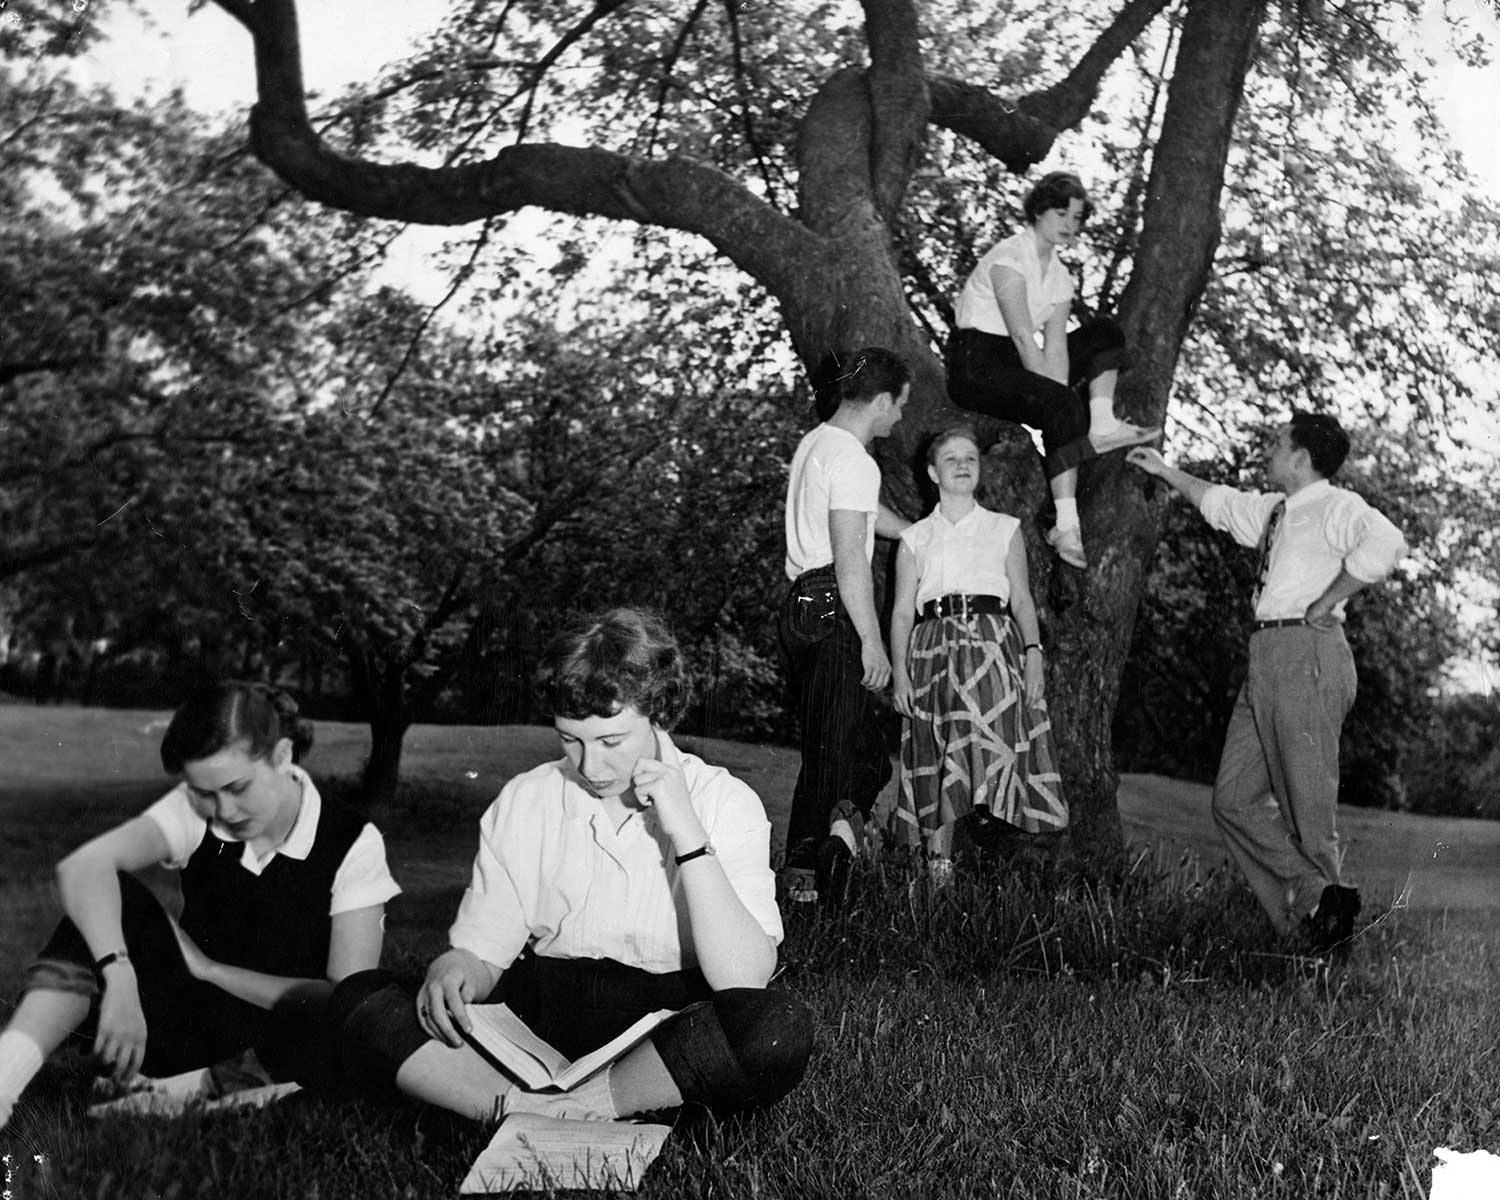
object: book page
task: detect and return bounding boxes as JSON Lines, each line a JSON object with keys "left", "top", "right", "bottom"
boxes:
{"left": 465, "top": 1004, "right": 572, "bottom": 1090}
{"left": 459, "top": 1115, "right": 672, "bottom": 1194}
{"left": 553, "top": 1008, "right": 678, "bottom": 1090}
{"left": 466, "top": 1004, "right": 680, "bottom": 1091}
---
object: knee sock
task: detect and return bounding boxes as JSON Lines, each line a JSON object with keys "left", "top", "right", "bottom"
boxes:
{"left": 0, "top": 1029, "right": 46, "bottom": 1123}
{"left": 1089, "top": 393, "right": 1122, "bottom": 435}
{"left": 1054, "top": 498, "right": 1080, "bottom": 531}
{"left": 504, "top": 1067, "right": 618, "bottom": 1122}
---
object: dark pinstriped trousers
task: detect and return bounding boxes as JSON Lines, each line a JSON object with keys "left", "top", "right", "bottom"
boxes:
{"left": 779, "top": 566, "right": 892, "bottom": 868}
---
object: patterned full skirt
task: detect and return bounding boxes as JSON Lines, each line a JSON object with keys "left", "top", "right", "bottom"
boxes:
{"left": 896, "top": 612, "right": 1068, "bottom": 841}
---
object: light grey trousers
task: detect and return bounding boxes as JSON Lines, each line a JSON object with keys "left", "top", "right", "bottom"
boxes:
{"left": 1211, "top": 624, "right": 1358, "bottom": 934}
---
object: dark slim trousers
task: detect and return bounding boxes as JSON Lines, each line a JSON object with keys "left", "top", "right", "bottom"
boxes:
{"left": 945, "top": 316, "right": 1133, "bottom": 480}
{"left": 330, "top": 954, "right": 814, "bottom": 1117}
{"left": 779, "top": 565, "right": 892, "bottom": 868}
{"left": 22, "top": 872, "right": 336, "bottom": 1085}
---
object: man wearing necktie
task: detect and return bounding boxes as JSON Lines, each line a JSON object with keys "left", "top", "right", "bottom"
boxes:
{"left": 1127, "top": 413, "right": 1406, "bottom": 951}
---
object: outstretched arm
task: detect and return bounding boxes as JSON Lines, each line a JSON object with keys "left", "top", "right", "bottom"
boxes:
{"left": 875, "top": 502, "right": 911, "bottom": 540}
{"left": 1126, "top": 447, "right": 1212, "bottom": 507}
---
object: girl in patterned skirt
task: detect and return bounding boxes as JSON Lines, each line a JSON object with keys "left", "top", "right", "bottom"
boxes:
{"left": 889, "top": 427, "right": 1067, "bottom": 878}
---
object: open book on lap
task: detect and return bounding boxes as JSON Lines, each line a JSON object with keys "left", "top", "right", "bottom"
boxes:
{"left": 463, "top": 1004, "right": 679, "bottom": 1092}
{"left": 460, "top": 1114, "right": 673, "bottom": 1194}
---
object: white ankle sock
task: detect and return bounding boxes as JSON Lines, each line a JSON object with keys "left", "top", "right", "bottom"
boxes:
{"left": 1054, "top": 499, "right": 1080, "bottom": 531}
{"left": 505, "top": 1067, "right": 618, "bottom": 1122}
{"left": 828, "top": 817, "right": 857, "bottom": 854}
{"left": 1089, "top": 394, "right": 1122, "bottom": 435}
{"left": 0, "top": 1030, "right": 45, "bottom": 1104}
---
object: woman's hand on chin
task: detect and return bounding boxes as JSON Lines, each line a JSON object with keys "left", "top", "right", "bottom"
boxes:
{"left": 630, "top": 757, "right": 705, "bottom": 851}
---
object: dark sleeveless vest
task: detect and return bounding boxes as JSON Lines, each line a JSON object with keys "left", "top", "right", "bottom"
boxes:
{"left": 178, "top": 797, "right": 365, "bottom": 980}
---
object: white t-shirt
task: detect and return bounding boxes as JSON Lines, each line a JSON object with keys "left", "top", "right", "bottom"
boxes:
{"left": 448, "top": 730, "right": 782, "bottom": 975}
{"left": 954, "top": 229, "right": 1075, "bottom": 341}
{"left": 900, "top": 504, "right": 1019, "bottom": 611}
{"left": 144, "top": 764, "right": 402, "bottom": 916}
{"left": 784, "top": 423, "right": 881, "bottom": 580}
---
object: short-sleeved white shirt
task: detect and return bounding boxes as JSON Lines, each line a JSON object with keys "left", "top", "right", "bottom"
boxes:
{"left": 954, "top": 230, "right": 1075, "bottom": 341}
{"left": 899, "top": 504, "right": 1019, "bottom": 611}
{"left": 144, "top": 764, "right": 402, "bottom": 916}
{"left": 447, "top": 730, "right": 782, "bottom": 974}
{"left": 784, "top": 423, "right": 881, "bottom": 579}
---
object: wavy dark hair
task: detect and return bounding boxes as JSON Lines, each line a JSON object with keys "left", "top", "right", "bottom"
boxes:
{"left": 159, "top": 681, "right": 314, "bottom": 773}
{"left": 1022, "top": 171, "right": 1093, "bottom": 224}
{"left": 533, "top": 607, "right": 691, "bottom": 730}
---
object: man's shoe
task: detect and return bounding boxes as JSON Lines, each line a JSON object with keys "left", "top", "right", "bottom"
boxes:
{"left": 1300, "top": 884, "right": 1361, "bottom": 953}
{"left": 1046, "top": 525, "right": 1087, "bottom": 570}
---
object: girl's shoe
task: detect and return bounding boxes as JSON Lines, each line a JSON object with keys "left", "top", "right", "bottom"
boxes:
{"left": 1046, "top": 525, "right": 1087, "bottom": 569}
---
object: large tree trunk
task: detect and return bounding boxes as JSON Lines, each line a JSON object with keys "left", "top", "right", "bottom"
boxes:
{"left": 1055, "top": 0, "right": 1270, "bottom": 852}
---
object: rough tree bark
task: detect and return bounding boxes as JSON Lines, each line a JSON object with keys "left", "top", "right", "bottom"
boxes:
{"left": 208, "top": 0, "right": 1268, "bottom": 839}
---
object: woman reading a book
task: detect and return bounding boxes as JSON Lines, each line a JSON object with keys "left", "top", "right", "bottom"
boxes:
{"left": 331, "top": 607, "right": 813, "bottom": 1122}
{"left": 0, "top": 682, "right": 402, "bottom": 1130}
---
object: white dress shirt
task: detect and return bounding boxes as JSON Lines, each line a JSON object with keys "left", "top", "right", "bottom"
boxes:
{"left": 1199, "top": 478, "right": 1407, "bottom": 622}
{"left": 144, "top": 765, "right": 402, "bottom": 915}
{"left": 954, "top": 230, "right": 1075, "bottom": 340}
{"left": 899, "top": 505, "right": 1019, "bottom": 611}
{"left": 448, "top": 730, "right": 782, "bottom": 974}
{"left": 784, "top": 423, "right": 881, "bottom": 579}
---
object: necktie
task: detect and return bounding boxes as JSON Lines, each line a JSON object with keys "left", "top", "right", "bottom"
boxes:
{"left": 1252, "top": 498, "right": 1286, "bottom": 610}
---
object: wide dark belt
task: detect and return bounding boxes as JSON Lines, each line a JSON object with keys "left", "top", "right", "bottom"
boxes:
{"left": 921, "top": 593, "right": 1005, "bottom": 622}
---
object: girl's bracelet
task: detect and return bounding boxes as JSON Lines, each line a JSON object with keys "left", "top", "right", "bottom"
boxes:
{"left": 1024, "top": 643, "right": 1043, "bottom": 655}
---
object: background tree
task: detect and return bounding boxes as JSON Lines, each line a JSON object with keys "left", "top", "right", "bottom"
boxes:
{"left": 184, "top": 0, "right": 1286, "bottom": 846}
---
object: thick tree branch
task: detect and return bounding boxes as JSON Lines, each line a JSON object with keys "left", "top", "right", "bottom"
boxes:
{"left": 1019, "top": 0, "right": 1177, "bottom": 130}
{"left": 927, "top": 0, "right": 1174, "bottom": 173}
{"left": 862, "top": 0, "right": 930, "bottom": 222}
{"left": 223, "top": 0, "right": 820, "bottom": 303}
{"left": 927, "top": 77, "right": 1054, "bottom": 172}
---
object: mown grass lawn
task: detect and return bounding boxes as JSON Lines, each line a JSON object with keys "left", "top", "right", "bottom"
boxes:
{"left": 0, "top": 705, "right": 1496, "bottom": 1198}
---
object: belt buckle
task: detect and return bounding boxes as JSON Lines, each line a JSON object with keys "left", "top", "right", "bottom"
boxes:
{"left": 959, "top": 594, "right": 970, "bottom": 620}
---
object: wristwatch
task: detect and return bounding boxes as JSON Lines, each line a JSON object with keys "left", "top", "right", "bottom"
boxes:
{"left": 675, "top": 842, "right": 717, "bottom": 866}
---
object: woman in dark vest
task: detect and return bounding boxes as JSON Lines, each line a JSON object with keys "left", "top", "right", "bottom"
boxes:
{"left": 0, "top": 682, "right": 401, "bottom": 1129}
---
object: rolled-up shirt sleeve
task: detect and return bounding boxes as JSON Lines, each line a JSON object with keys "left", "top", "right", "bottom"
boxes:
{"left": 1198, "top": 484, "right": 1281, "bottom": 550}
{"left": 447, "top": 789, "right": 532, "bottom": 971}
{"left": 1334, "top": 499, "right": 1406, "bottom": 583}
{"left": 700, "top": 777, "right": 783, "bottom": 946}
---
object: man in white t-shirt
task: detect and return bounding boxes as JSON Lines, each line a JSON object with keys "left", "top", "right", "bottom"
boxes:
{"left": 780, "top": 347, "right": 912, "bottom": 908}
{"left": 1128, "top": 412, "right": 1406, "bottom": 952}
